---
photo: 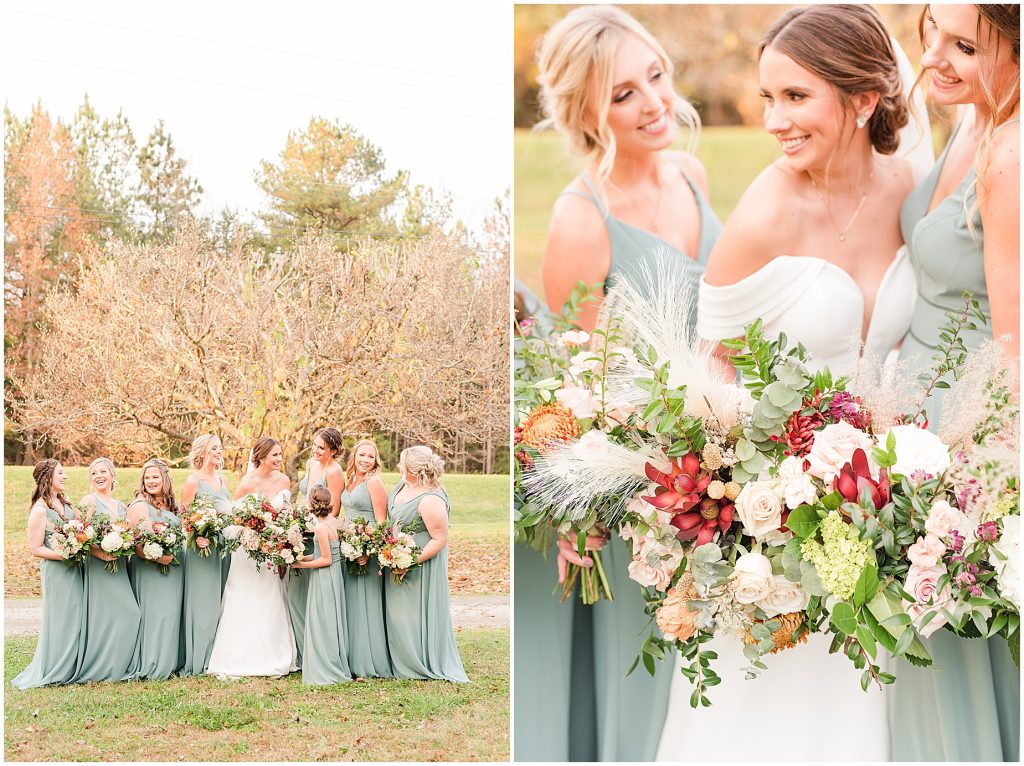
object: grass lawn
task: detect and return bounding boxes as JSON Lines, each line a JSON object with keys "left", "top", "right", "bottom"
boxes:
{"left": 5, "top": 629, "right": 509, "bottom": 761}
{"left": 514, "top": 125, "right": 778, "bottom": 297}
{"left": 4, "top": 468, "right": 509, "bottom": 598}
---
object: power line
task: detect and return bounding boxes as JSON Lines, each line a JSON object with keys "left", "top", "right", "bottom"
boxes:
{"left": 3, "top": 8, "right": 506, "bottom": 88}
{"left": 5, "top": 53, "right": 507, "bottom": 125}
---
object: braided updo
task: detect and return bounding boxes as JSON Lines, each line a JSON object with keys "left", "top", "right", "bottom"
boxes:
{"left": 760, "top": 4, "right": 909, "bottom": 155}
{"left": 398, "top": 446, "right": 445, "bottom": 489}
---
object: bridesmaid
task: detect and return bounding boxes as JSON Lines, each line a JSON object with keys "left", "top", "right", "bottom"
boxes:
{"left": 893, "top": 5, "right": 1019, "bottom": 761}
{"left": 289, "top": 427, "right": 346, "bottom": 668}
{"left": 384, "top": 446, "right": 468, "bottom": 683}
{"left": 340, "top": 438, "right": 392, "bottom": 678}
{"left": 127, "top": 459, "right": 184, "bottom": 680}
{"left": 72, "top": 457, "right": 141, "bottom": 683}
{"left": 520, "top": 6, "right": 721, "bottom": 760}
{"left": 178, "top": 434, "right": 231, "bottom": 676}
{"left": 12, "top": 460, "right": 84, "bottom": 689}
{"left": 293, "top": 484, "right": 351, "bottom": 685}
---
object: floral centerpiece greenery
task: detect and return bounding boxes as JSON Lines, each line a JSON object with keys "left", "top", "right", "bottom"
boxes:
{"left": 518, "top": 262, "right": 1019, "bottom": 706}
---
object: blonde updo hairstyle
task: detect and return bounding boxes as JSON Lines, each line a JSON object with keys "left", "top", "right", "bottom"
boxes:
{"left": 536, "top": 5, "right": 701, "bottom": 187}
{"left": 398, "top": 446, "right": 444, "bottom": 489}
{"left": 88, "top": 457, "right": 117, "bottom": 491}
{"left": 759, "top": 4, "right": 909, "bottom": 155}
{"left": 189, "top": 434, "right": 222, "bottom": 470}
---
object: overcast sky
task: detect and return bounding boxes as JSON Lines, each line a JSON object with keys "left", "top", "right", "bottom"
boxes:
{"left": 2, "top": 1, "right": 509, "bottom": 233}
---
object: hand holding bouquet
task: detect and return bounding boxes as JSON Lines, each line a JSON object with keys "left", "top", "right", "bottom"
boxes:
{"left": 183, "top": 496, "right": 226, "bottom": 557}
{"left": 376, "top": 521, "right": 423, "bottom": 584}
{"left": 134, "top": 519, "right": 186, "bottom": 574}
{"left": 89, "top": 511, "right": 136, "bottom": 573}
{"left": 339, "top": 518, "right": 380, "bottom": 575}
{"left": 47, "top": 515, "right": 96, "bottom": 566}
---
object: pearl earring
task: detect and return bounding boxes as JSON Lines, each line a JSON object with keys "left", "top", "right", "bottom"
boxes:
{"left": 856, "top": 114, "right": 868, "bottom": 129}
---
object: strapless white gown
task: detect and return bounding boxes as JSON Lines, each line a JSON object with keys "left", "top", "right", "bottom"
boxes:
{"left": 206, "top": 489, "right": 298, "bottom": 678}
{"left": 653, "top": 250, "right": 916, "bottom": 762}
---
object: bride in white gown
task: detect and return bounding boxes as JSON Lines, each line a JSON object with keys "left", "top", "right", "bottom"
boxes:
{"left": 206, "top": 437, "right": 297, "bottom": 678}
{"left": 656, "top": 7, "right": 933, "bottom": 762}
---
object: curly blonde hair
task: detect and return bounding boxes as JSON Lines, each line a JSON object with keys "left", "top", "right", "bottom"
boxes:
{"left": 398, "top": 446, "right": 444, "bottom": 489}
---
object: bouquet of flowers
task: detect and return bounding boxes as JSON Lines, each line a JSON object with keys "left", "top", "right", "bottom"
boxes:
{"left": 276, "top": 503, "right": 316, "bottom": 573}
{"left": 182, "top": 496, "right": 227, "bottom": 557}
{"left": 134, "top": 518, "right": 186, "bottom": 574}
{"left": 338, "top": 518, "right": 380, "bottom": 576}
{"left": 375, "top": 521, "right": 423, "bottom": 584}
{"left": 224, "top": 493, "right": 303, "bottom": 571}
{"left": 89, "top": 510, "right": 136, "bottom": 573}
{"left": 47, "top": 515, "right": 96, "bottom": 566}
{"left": 521, "top": 263, "right": 1020, "bottom": 705}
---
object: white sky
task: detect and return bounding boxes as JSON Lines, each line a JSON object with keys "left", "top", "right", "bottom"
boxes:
{"left": 2, "top": 1, "right": 510, "bottom": 234}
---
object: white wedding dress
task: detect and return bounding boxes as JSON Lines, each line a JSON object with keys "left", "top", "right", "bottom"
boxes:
{"left": 652, "top": 250, "right": 915, "bottom": 762}
{"left": 206, "top": 489, "right": 298, "bottom": 678}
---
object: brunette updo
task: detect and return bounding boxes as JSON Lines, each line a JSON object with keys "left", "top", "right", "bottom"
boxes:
{"left": 315, "top": 427, "right": 344, "bottom": 459}
{"left": 250, "top": 437, "right": 280, "bottom": 468}
{"left": 760, "top": 4, "right": 909, "bottom": 155}
{"left": 307, "top": 484, "right": 333, "bottom": 518}
{"left": 398, "top": 446, "right": 445, "bottom": 489}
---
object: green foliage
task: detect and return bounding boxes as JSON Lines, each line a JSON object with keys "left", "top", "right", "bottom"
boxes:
{"left": 136, "top": 120, "right": 203, "bottom": 242}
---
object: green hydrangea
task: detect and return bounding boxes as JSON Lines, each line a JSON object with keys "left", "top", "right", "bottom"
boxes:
{"left": 801, "top": 510, "right": 870, "bottom": 600}
{"left": 983, "top": 493, "right": 1017, "bottom": 523}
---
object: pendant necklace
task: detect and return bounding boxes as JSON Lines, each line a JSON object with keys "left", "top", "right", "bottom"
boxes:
{"left": 808, "top": 168, "right": 873, "bottom": 242}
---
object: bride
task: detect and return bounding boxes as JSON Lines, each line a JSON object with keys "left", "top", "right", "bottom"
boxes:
{"left": 657, "top": 6, "right": 933, "bottom": 761}
{"left": 206, "top": 437, "right": 297, "bottom": 678}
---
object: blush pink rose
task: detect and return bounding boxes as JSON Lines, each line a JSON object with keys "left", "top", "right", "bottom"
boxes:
{"left": 907, "top": 534, "right": 946, "bottom": 567}
{"left": 805, "top": 421, "right": 875, "bottom": 484}
{"left": 905, "top": 563, "right": 952, "bottom": 637}
{"left": 924, "top": 500, "right": 966, "bottom": 539}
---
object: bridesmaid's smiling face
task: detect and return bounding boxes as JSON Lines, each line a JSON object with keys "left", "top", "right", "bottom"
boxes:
{"left": 89, "top": 463, "right": 113, "bottom": 493}
{"left": 312, "top": 435, "right": 332, "bottom": 461}
{"left": 354, "top": 444, "right": 378, "bottom": 475}
{"left": 205, "top": 437, "right": 223, "bottom": 470}
{"left": 142, "top": 466, "right": 164, "bottom": 498}
{"left": 603, "top": 33, "right": 676, "bottom": 156}
{"left": 52, "top": 463, "right": 67, "bottom": 493}
{"left": 921, "top": 5, "right": 1018, "bottom": 109}
{"left": 759, "top": 46, "right": 852, "bottom": 174}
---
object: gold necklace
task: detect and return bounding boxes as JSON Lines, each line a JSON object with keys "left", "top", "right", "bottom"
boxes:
{"left": 808, "top": 169, "right": 873, "bottom": 242}
{"left": 610, "top": 171, "right": 665, "bottom": 233}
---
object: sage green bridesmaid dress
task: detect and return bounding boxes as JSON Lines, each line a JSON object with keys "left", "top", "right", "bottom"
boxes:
{"left": 12, "top": 501, "right": 85, "bottom": 689}
{"left": 128, "top": 500, "right": 184, "bottom": 679}
{"left": 893, "top": 119, "right": 1020, "bottom": 762}
{"left": 288, "top": 470, "right": 320, "bottom": 667}
{"left": 384, "top": 481, "right": 468, "bottom": 682}
{"left": 301, "top": 532, "right": 352, "bottom": 685}
{"left": 73, "top": 495, "right": 142, "bottom": 683}
{"left": 341, "top": 480, "right": 392, "bottom": 677}
{"left": 180, "top": 475, "right": 230, "bottom": 676}
{"left": 515, "top": 167, "right": 722, "bottom": 760}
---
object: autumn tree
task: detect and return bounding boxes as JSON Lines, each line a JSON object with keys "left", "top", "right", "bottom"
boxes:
{"left": 18, "top": 224, "right": 508, "bottom": 473}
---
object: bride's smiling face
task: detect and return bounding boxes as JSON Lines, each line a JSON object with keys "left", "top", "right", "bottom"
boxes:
{"left": 759, "top": 46, "right": 853, "bottom": 173}
{"left": 266, "top": 445, "right": 283, "bottom": 471}
{"left": 603, "top": 33, "right": 676, "bottom": 156}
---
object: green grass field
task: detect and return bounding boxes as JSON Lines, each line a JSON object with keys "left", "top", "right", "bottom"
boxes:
{"left": 514, "top": 125, "right": 778, "bottom": 297}
{"left": 4, "top": 467, "right": 509, "bottom": 597}
{"left": 5, "top": 630, "right": 509, "bottom": 761}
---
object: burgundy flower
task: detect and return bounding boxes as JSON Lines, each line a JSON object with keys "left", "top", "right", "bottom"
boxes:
{"left": 834, "top": 448, "right": 891, "bottom": 510}
{"left": 772, "top": 409, "right": 825, "bottom": 458}
{"left": 829, "top": 391, "right": 871, "bottom": 430}
{"left": 643, "top": 453, "right": 734, "bottom": 546}
{"left": 977, "top": 522, "right": 1000, "bottom": 543}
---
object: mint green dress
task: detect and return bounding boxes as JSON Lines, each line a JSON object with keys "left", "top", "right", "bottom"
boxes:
{"left": 302, "top": 533, "right": 352, "bottom": 685}
{"left": 384, "top": 481, "right": 468, "bottom": 682}
{"left": 128, "top": 500, "right": 184, "bottom": 679}
{"left": 73, "top": 495, "right": 141, "bottom": 683}
{"left": 893, "top": 120, "right": 1020, "bottom": 762}
{"left": 180, "top": 475, "right": 230, "bottom": 676}
{"left": 12, "top": 501, "right": 84, "bottom": 689}
{"left": 515, "top": 168, "right": 722, "bottom": 761}
{"left": 288, "top": 470, "right": 320, "bottom": 667}
{"left": 341, "top": 480, "right": 392, "bottom": 678}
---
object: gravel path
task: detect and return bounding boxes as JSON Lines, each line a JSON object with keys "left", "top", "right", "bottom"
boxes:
{"left": 5, "top": 594, "right": 508, "bottom": 637}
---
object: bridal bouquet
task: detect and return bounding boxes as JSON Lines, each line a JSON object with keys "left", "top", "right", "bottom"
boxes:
{"left": 523, "top": 264, "right": 1019, "bottom": 705}
{"left": 89, "top": 511, "right": 136, "bottom": 573}
{"left": 339, "top": 518, "right": 380, "bottom": 576}
{"left": 183, "top": 496, "right": 227, "bottom": 557}
{"left": 47, "top": 515, "right": 96, "bottom": 566}
{"left": 375, "top": 521, "right": 422, "bottom": 583}
{"left": 134, "top": 519, "right": 186, "bottom": 574}
{"left": 224, "top": 494, "right": 295, "bottom": 571}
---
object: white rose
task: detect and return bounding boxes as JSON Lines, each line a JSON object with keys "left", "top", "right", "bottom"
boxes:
{"left": 554, "top": 385, "right": 599, "bottom": 420}
{"left": 778, "top": 456, "right": 819, "bottom": 509}
{"left": 340, "top": 542, "right": 358, "bottom": 560}
{"left": 924, "top": 499, "right": 968, "bottom": 539}
{"left": 559, "top": 330, "right": 590, "bottom": 347}
{"left": 806, "top": 421, "right": 875, "bottom": 484}
{"left": 627, "top": 559, "right": 672, "bottom": 590}
{"left": 758, "top": 575, "right": 810, "bottom": 617}
{"left": 100, "top": 531, "right": 125, "bottom": 553}
{"left": 885, "top": 425, "right": 951, "bottom": 477}
{"left": 735, "top": 481, "right": 784, "bottom": 539}
{"left": 731, "top": 552, "right": 775, "bottom": 604}
{"left": 241, "top": 528, "right": 261, "bottom": 551}
{"left": 991, "top": 516, "right": 1020, "bottom": 609}
{"left": 281, "top": 550, "right": 295, "bottom": 564}
{"left": 568, "top": 350, "right": 602, "bottom": 377}
{"left": 142, "top": 542, "right": 164, "bottom": 560}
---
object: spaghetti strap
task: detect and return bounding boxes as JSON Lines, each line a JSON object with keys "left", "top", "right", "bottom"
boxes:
{"left": 991, "top": 117, "right": 1020, "bottom": 138}
{"left": 556, "top": 173, "right": 607, "bottom": 218}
